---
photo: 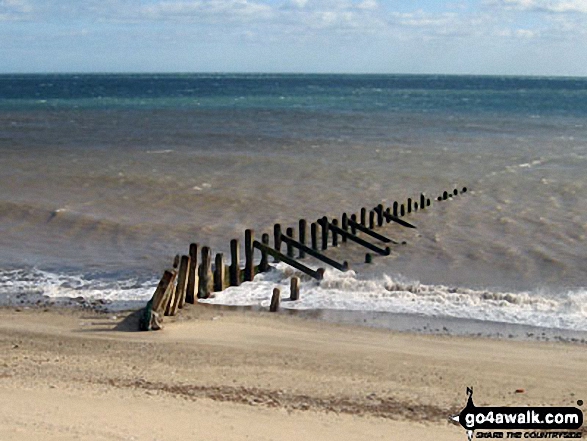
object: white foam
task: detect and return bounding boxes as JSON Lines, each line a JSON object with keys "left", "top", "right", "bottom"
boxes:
{"left": 1, "top": 265, "right": 586, "bottom": 331}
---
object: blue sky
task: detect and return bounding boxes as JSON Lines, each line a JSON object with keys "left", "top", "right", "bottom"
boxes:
{"left": 1, "top": 0, "right": 586, "bottom": 75}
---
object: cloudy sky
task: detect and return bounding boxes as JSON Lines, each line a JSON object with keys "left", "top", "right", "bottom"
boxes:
{"left": 1, "top": 0, "right": 586, "bottom": 75}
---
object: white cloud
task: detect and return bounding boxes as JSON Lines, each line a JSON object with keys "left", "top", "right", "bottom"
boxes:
{"left": 140, "top": 0, "right": 274, "bottom": 21}
{"left": 489, "top": 0, "right": 587, "bottom": 13}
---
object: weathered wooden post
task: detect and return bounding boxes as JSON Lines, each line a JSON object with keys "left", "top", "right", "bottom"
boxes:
{"left": 273, "top": 224, "right": 282, "bottom": 257}
{"left": 365, "top": 253, "right": 373, "bottom": 264}
{"left": 407, "top": 198, "right": 412, "bottom": 214}
{"left": 174, "top": 255, "right": 190, "bottom": 312}
{"left": 198, "top": 246, "right": 213, "bottom": 299}
{"left": 186, "top": 243, "right": 198, "bottom": 304}
{"left": 311, "top": 222, "right": 318, "bottom": 251}
{"left": 377, "top": 204, "right": 384, "bottom": 227}
{"left": 149, "top": 270, "right": 177, "bottom": 329}
{"left": 420, "top": 193, "right": 426, "bottom": 209}
{"left": 462, "top": 187, "right": 468, "bottom": 193}
{"left": 350, "top": 214, "right": 357, "bottom": 235}
{"left": 341, "top": 213, "right": 348, "bottom": 243}
{"left": 321, "top": 216, "right": 328, "bottom": 250}
{"left": 164, "top": 275, "right": 178, "bottom": 316}
{"left": 400, "top": 203, "right": 405, "bottom": 216}
{"left": 230, "top": 239, "right": 240, "bottom": 287}
{"left": 298, "top": 219, "right": 307, "bottom": 259}
{"left": 173, "top": 254, "right": 180, "bottom": 269}
{"left": 259, "top": 233, "right": 270, "bottom": 272}
{"left": 331, "top": 219, "right": 339, "bottom": 247}
{"left": 393, "top": 201, "right": 398, "bottom": 217}
{"left": 270, "top": 287, "right": 280, "bottom": 312}
{"left": 427, "top": 198, "right": 431, "bottom": 207}
{"left": 245, "top": 229, "right": 255, "bottom": 281}
{"left": 286, "top": 227, "right": 295, "bottom": 258}
{"left": 443, "top": 191, "right": 448, "bottom": 200}
{"left": 290, "top": 276, "right": 300, "bottom": 301}
{"left": 214, "top": 253, "right": 225, "bottom": 292}
{"left": 414, "top": 202, "right": 419, "bottom": 211}
{"left": 369, "top": 210, "right": 375, "bottom": 229}
{"left": 454, "top": 188, "right": 458, "bottom": 196}
{"left": 360, "top": 208, "right": 366, "bottom": 227}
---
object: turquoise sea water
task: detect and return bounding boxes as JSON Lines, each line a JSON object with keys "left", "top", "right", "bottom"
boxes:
{"left": 1, "top": 74, "right": 586, "bottom": 331}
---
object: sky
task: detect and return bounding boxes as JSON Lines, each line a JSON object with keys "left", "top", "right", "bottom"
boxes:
{"left": 0, "top": 0, "right": 586, "bottom": 75}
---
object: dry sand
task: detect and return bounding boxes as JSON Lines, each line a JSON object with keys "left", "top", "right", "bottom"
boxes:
{"left": 1, "top": 305, "right": 585, "bottom": 440}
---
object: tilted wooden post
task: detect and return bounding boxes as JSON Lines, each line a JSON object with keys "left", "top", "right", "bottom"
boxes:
{"left": 229, "top": 239, "right": 240, "bottom": 287}
{"left": 298, "top": 219, "right": 307, "bottom": 259}
{"left": 214, "top": 253, "right": 225, "bottom": 292}
{"left": 270, "top": 287, "right": 280, "bottom": 312}
{"left": 290, "top": 276, "right": 300, "bottom": 301}
{"left": 244, "top": 229, "right": 255, "bottom": 281}
{"left": 259, "top": 233, "right": 270, "bottom": 272}
{"left": 186, "top": 243, "right": 198, "bottom": 304}
{"left": 152, "top": 270, "right": 175, "bottom": 315}
{"left": 174, "top": 255, "right": 190, "bottom": 312}
{"left": 198, "top": 246, "right": 213, "bottom": 299}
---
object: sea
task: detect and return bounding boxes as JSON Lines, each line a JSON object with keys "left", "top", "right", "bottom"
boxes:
{"left": 1, "top": 73, "right": 586, "bottom": 337}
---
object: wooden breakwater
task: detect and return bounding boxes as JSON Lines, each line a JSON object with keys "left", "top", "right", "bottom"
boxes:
{"left": 139, "top": 186, "right": 468, "bottom": 331}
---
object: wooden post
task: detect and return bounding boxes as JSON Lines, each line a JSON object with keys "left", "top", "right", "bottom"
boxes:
{"left": 443, "top": 191, "right": 448, "bottom": 200}
{"left": 385, "top": 207, "right": 391, "bottom": 223}
{"left": 186, "top": 243, "right": 198, "bottom": 304}
{"left": 327, "top": 222, "right": 391, "bottom": 256}
{"left": 331, "top": 219, "right": 339, "bottom": 247}
{"left": 462, "top": 187, "right": 468, "bottom": 193}
{"left": 400, "top": 203, "right": 405, "bottom": 217}
{"left": 414, "top": 202, "right": 419, "bottom": 211}
{"left": 360, "top": 208, "right": 366, "bottom": 226}
{"left": 393, "top": 201, "right": 398, "bottom": 217}
{"left": 290, "top": 277, "right": 300, "bottom": 301}
{"left": 311, "top": 222, "right": 318, "bottom": 251}
{"left": 273, "top": 224, "right": 282, "bottom": 262}
{"left": 420, "top": 193, "right": 426, "bottom": 209}
{"left": 454, "top": 188, "right": 459, "bottom": 196}
{"left": 369, "top": 210, "right": 375, "bottom": 229}
{"left": 230, "top": 239, "right": 240, "bottom": 287}
{"left": 214, "top": 253, "right": 225, "bottom": 292}
{"left": 152, "top": 270, "right": 175, "bottom": 313}
{"left": 173, "top": 254, "right": 180, "bottom": 269}
{"left": 173, "top": 255, "right": 190, "bottom": 313}
{"left": 286, "top": 227, "right": 295, "bottom": 258}
{"left": 341, "top": 213, "right": 348, "bottom": 243}
{"left": 347, "top": 217, "right": 397, "bottom": 243}
{"left": 377, "top": 204, "right": 384, "bottom": 227}
{"left": 350, "top": 214, "right": 357, "bottom": 235}
{"left": 365, "top": 253, "right": 373, "bottom": 264}
{"left": 427, "top": 198, "right": 431, "bottom": 207}
{"left": 320, "top": 216, "right": 328, "bottom": 250}
{"left": 270, "top": 287, "right": 280, "bottom": 312}
{"left": 245, "top": 229, "right": 255, "bottom": 281}
{"left": 198, "top": 246, "right": 213, "bottom": 299}
{"left": 254, "top": 241, "right": 325, "bottom": 280}
{"left": 298, "top": 219, "right": 307, "bottom": 259}
{"left": 259, "top": 233, "right": 270, "bottom": 272}
{"left": 407, "top": 198, "right": 412, "bottom": 213}
{"left": 281, "top": 234, "right": 349, "bottom": 272}
{"left": 164, "top": 272, "right": 178, "bottom": 316}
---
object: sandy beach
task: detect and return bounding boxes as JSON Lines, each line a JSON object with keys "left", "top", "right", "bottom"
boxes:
{"left": 1, "top": 305, "right": 585, "bottom": 440}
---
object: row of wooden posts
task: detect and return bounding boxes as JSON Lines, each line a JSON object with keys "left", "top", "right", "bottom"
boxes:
{"left": 140, "top": 186, "right": 468, "bottom": 330}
